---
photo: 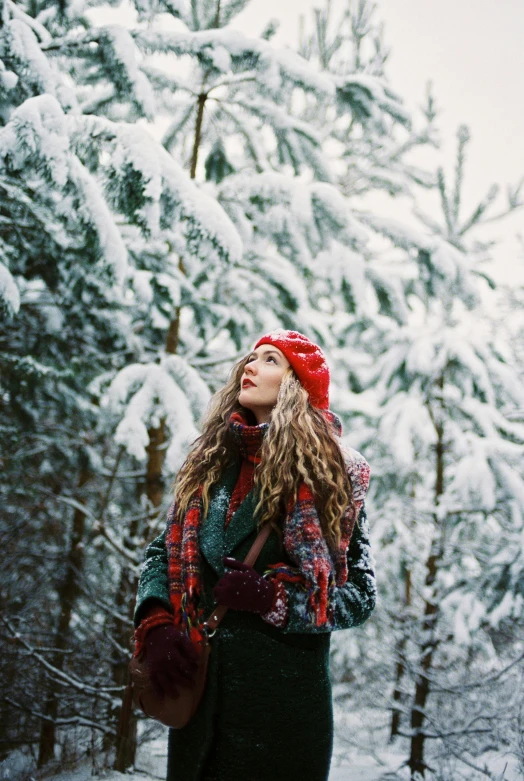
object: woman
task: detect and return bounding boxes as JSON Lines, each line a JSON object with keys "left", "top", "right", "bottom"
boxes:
{"left": 133, "top": 330, "right": 376, "bottom": 781}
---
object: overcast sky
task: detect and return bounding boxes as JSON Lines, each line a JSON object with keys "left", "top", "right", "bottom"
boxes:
{"left": 235, "top": 0, "right": 524, "bottom": 284}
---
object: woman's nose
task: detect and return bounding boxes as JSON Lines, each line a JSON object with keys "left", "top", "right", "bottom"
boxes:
{"left": 245, "top": 361, "right": 256, "bottom": 375}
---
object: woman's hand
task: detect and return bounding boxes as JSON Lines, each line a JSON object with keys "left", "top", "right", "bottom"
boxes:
{"left": 213, "top": 557, "right": 275, "bottom": 614}
{"left": 145, "top": 624, "right": 199, "bottom": 700}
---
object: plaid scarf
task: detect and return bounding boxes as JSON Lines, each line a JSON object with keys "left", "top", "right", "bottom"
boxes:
{"left": 166, "top": 411, "right": 370, "bottom": 639}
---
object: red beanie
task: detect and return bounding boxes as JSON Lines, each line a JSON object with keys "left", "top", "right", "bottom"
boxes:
{"left": 254, "top": 330, "right": 330, "bottom": 409}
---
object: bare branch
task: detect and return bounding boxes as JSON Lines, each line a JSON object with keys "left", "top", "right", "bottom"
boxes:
{"left": 1, "top": 617, "right": 121, "bottom": 702}
{"left": 91, "top": 522, "right": 141, "bottom": 567}
{"left": 4, "top": 697, "right": 116, "bottom": 736}
{"left": 430, "top": 650, "right": 524, "bottom": 694}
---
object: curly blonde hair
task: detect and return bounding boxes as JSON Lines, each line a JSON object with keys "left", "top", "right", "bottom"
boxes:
{"left": 173, "top": 354, "right": 354, "bottom": 549}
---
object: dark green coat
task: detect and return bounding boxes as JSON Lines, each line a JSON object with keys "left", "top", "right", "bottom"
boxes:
{"left": 135, "top": 465, "right": 376, "bottom": 781}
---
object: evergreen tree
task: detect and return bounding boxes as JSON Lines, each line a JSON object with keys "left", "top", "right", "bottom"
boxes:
{"left": 297, "top": 0, "right": 437, "bottom": 198}
{"left": 0, "top": 0, "right": 242, "bottom": 769}
{"left": 344, "top": 126, "right": 524, "bottom": 779}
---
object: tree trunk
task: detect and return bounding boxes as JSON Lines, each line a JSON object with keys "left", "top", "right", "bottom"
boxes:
{"left": 408, "top": 377, "right": 445, "bottom": 779}
{"left": 111, "top": 564, "right": 138, "bottom": 771}
{"left": 213, "top": 0, "right": 221, "bottom": 28}
{"left": 407, "top": 547, "right": 439, "bottom": 778}
{"left": 390, "top": 563, "right": 411, "bottom": 741}
{"left": 37, "top": 466, "right": 91, "bottom": 768}
{"left": 112, "top": 420, "right": 167, "bottom": 771}
{"left": 114, "top": 92, "right": 200, "bottom": 769}
{"left": 165, "top": 259, "right": 186, "bottom": 355}
{"left": 190, "top": 93, "right": 207, "bottom": 180}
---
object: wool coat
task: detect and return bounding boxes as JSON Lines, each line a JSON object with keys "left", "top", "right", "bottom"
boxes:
{"left": 134, "top": 461, "right": 376, "bottom": 781}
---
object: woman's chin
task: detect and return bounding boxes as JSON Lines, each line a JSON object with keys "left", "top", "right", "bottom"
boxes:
{"left": 238, "top": 391, "right": 253, "bottom": 408}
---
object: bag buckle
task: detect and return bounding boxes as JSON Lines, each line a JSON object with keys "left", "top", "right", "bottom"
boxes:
{"left": 202, "top": 617, "right": 219, "bottom": 638}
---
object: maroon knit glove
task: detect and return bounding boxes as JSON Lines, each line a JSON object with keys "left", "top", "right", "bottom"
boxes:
{"left": 145, "top": 624, "right": 199, "bottom": 700}
{"left": 213, "top": 557, "right": 275, "bottom": 614}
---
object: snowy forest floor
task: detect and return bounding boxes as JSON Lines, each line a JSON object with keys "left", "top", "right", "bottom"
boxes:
{"left": 36, "top": 733, "right": 403, "bottom": 781}
{"left": 9, "top": 737, "right": 519, "bottom": 781}
{"left": 37, "top": 739, "right": 522, "bottom": 781}
{"left": 1, "top": 735, "right": 408, "bottom": 781}
{"left": 2, "top": 702, "right": 521, "bottom": 781}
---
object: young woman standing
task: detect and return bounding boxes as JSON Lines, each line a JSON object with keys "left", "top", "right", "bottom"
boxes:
{"left": 133, "top": 330, "right": 376, "bottom": 781}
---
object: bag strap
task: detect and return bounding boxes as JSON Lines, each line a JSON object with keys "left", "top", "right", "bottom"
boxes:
{"left": 202, "top": 523, "right": 273, "bottom": 637}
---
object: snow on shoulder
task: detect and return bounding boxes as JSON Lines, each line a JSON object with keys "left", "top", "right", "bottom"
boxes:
{"left": 341, "top": 444, "right": 371, "bottom": 509}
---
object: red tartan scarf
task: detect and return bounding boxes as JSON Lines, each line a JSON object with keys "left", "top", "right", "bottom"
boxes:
{"left": 224, "top": 412, "right": 264, "bottom": 526}
{"left": 165, "top": 411, "right": 369, "bottom": 640}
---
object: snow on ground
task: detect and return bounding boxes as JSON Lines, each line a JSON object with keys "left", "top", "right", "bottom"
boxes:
{"left": 0, "top": 732, "right": 402, "bottom": 781}
{"left": 2, "top": 720, "right": 521, "bottom": 781}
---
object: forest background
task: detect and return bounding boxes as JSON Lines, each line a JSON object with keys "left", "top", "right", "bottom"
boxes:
{"left": 1, "top": 0, "right": 523, "bottom": 780}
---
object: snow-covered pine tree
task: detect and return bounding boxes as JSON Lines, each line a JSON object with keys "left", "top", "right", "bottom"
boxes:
{"left": 0, "top": 0, "right": 245, "bottom": 769}
{"left": 293, "top": 12, "right": 524, "bottom": 774}
{"left": 0, "top": 3, "right": 130, "bottom": 760}
{"left": 293, "top": 0, "right": 444, "bottom": 414}
{"left": 346, "top": 126, "right": 524, "bottom": 779}
{"left": 37, "top": 0, "right": 418, "bottom": 350}
{"left": 297, "top": 0, "right": 437, "bottom": 198}
{"left": 41, "top": 0, "right": 339, "bottom": 177}
{"left": 200, "top": 1, "right": 437, "bottom": 401}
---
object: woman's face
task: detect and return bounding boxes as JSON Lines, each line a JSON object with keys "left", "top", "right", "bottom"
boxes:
{"left": 238, "top": 345, "right": 291, "bottom": 424}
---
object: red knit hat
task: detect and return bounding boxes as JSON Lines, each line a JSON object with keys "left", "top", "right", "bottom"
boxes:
{"left": 254, "top": 330, "right": 330, "bottom": 409}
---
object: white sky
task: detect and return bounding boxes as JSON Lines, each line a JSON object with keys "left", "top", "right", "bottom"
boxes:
{"left": 235, "top": 0, "right": 524, "bottom": 285}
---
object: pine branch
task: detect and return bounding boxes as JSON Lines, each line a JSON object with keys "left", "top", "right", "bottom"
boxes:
{"left": 97, "top": 470, "right": 147, "bottom": 479}
{"left": 425, "top": 706, "right": 510, "bottom": 738}
{"left": 220, "top": 0, "right": 252, "bottom": 27}
{"left": 132, "top": 28, "right": 335, "bottom": 98}
{"left": 98, "top": 446, "right": 124, "bottom": 520}
{"left": 396, "top": 726, "right": 492, "bottom": 740}
{"left": 421, "top": 726, "right": 504, "bottom": 780}
{"left": 208, "top": 70, "right": 258, "bottom": 92}
{"left": 139, "top": 65, "right": 198, "bottom": 97}
{"left": 0, "top": 178, "right": 74, "bottom": 250}
{"left": 239, "top": 96, "right": 320, "bottom": 143}
{"left": 437, "top": 167, "right": 453, "bottom": 235}
{"left": 508, "top": 177, "right": 524, "bottom": 209}
{"left": 6, "top": 0, "right": 51, "bottom": 44}
{"left": 458, "top": 183, "right": 499, "bottom": 236}
{"left": 430, "top": 649, "right": 524, "bottom": 694}
{"left": 41, "top": 28, "right": 103, "bottom": 53}
{"left": 4, "top": 697, "right": 116, "bottom": 735}
{"left": 16, "top": 646, "right": 74, "bottom": 656}
{"left": 91, "top": 523, "right": 141, "bottom": 567}
{"left": 191, "top": 350, "right": 245, "bottom": 366}
{"left": 34, "top": 486, "right": 141, "bottom": 566}
{"left": 78, "top": 85, "right": 116, "bottom": 115}
{"left": 451, "top": 125, "right": 470, "bottom": 228}
{"left": 1, "top": 617, "right": 121, "bottom": 702}
{"left": 462, "top": 194, "right": 524, "bottom": 230}
{"left": 190, "top": 0, "right": 200, "bottom": 31}
{"left": 213, "top": 103, "right": 267, "bottom": 172}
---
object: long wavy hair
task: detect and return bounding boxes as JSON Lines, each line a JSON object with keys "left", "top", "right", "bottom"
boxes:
{"left": 172, "top": 354, "right": 354, "bottom": 549}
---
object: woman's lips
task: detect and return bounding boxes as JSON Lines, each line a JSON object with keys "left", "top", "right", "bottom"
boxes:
{"left": 242, "top": 379, "right": 256, "bottom": 388}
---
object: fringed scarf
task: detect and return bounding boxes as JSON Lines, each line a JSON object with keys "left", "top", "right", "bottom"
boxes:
{"left": 166, "top": 411, "right": 370, "bottom": 640}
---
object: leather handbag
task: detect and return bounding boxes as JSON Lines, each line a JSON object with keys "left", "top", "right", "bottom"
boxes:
{"left": 128, "top": 523, "right": 272, "bottom": 729}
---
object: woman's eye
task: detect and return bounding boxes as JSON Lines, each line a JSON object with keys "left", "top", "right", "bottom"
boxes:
{"left": 267, "top": 356, "right": 276, "bottom": 363}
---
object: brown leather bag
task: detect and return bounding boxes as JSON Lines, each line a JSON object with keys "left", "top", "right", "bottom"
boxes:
{"left": 129, "top": 523, "right": 272, "bottom": 729}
